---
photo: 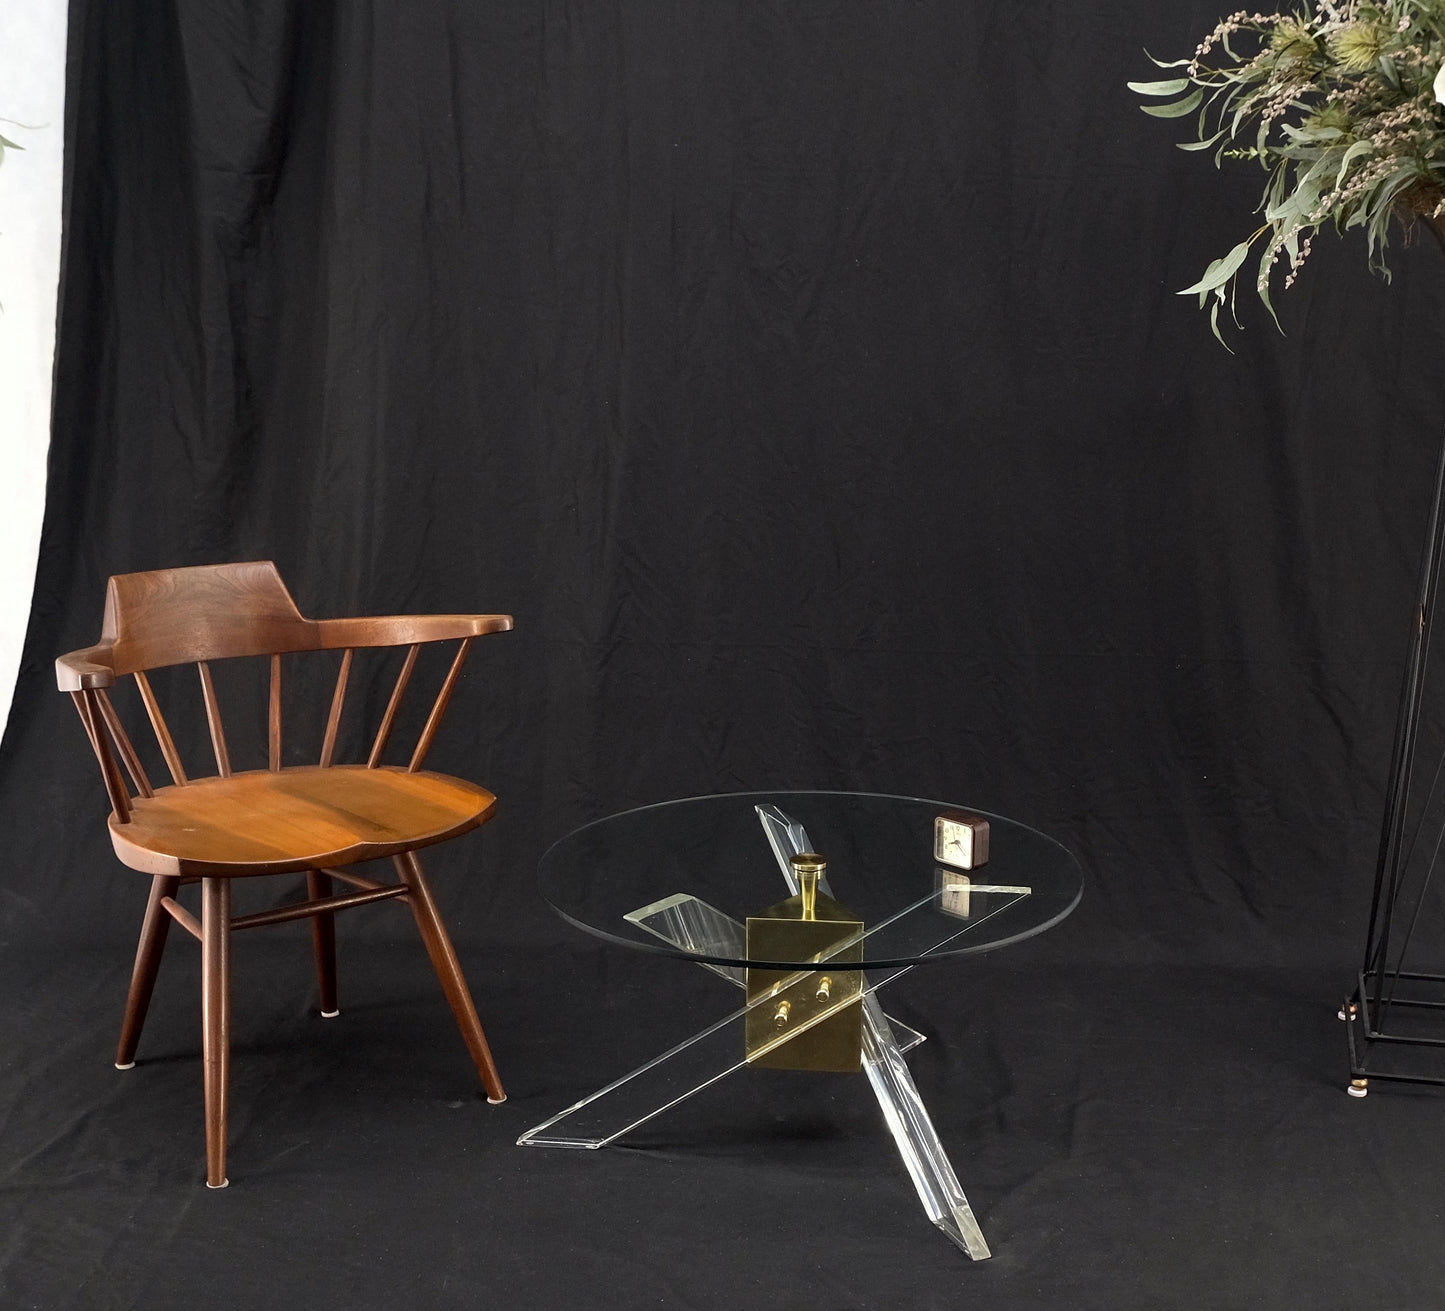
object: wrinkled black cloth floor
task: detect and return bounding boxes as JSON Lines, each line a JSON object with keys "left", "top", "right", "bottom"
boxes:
{"left": 1, "top": 933, "right": 1439, "bottom": 1310}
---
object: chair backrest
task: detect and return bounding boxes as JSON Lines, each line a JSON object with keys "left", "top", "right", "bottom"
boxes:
{"left": 57, "top": 562, "right": 511, "bottom": 825}
{"left": 101, "top": 561, "right": 314, "bottom": 674}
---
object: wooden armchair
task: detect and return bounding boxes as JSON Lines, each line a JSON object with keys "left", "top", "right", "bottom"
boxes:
{"left": 56, "top": 561, "right": 512, "bottom": 1187}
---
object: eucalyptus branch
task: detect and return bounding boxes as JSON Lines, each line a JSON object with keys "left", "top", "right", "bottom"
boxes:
{"left": 1133, "top": 0, "right": 1445, "bottom": 342}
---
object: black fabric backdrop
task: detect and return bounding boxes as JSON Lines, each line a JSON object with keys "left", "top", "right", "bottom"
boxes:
{"left": 4, "top": 1, "right": 1445, "bottom": 1307}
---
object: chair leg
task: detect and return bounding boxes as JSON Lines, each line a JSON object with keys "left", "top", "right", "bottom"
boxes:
{"left": 201, "top": 877, "right": 231, "bottom": 1189}
{"left": 115, "top": 874, "right": 179, "bottom": 1069}
{"left": 393, "top": 851, "right": 506, "bottom": 1104}
{"left": 306, "top": 870, "right": 339, "bottom": 1017}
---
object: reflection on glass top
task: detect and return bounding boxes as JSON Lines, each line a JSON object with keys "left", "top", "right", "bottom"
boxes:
{"left": 537, "top": 791, "right": 1083, "bottom": 968}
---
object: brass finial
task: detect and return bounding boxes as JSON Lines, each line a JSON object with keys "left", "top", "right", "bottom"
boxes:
{"left": 791, "top": 852, "right": 825, "bottom": 920}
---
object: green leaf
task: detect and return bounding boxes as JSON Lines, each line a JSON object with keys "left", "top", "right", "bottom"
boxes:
{"left": 1281, "top": 123, "right": 1344, "bottom": 142}
{"left": 1256, "top": 245, "right": 1283, "bottom": 333}
{"left": 1333, "top": 139, "right": 1373, "bottom": 188}
{"left": 1141, "top": 88, "right": 1205, "bottom": 118}
{"left": 1178, "top": 130, "right": 1228, "bottom": 151}
{"left": 1208, "top": 296, "right": 1235, "bottom": 352}
{"left": 1230, "top": 96, "right": 1254, "bottom": 141}
{"left": 1128, "top": 78, "right": 1191, "bottom": 96}
{"left": 1179, "top": 239, "right": 1253, "bottom": 297}
{"left": 1193, "top": 255, "right": 1223, "bottom": 308}
{"left": 1144, "top": 51, "right": 1193, "bottom": 69}
{"left": 0, "top": 134, "right": 22, "bottom": 151}
{"left": 1264, "top": 191, "right": 1301, "bottom": 224}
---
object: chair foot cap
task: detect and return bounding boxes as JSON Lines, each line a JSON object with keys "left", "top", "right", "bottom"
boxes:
{"left": 206, "top": 1178, "right": 230, "bottom": 1189}
{"left": 321, "top": 1010, "right": 340, "bottom": 1018}
{"left": 114, "top": 1061, "right": 135, "bottom": 1071}
{"left": 1347, "top": 1084, "right": 1368, "bottom": 1099}
{"left": 487, "top": 1095, "right": 507, "bottom": 1105}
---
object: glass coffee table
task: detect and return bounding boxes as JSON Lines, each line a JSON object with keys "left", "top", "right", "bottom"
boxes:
{"left": 518, "top": 791, "right": 1083, "bottom": 1258}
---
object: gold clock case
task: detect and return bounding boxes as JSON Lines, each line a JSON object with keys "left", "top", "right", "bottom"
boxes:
{"left": 744, "top": 855, "right": 863, "bottom": 1072}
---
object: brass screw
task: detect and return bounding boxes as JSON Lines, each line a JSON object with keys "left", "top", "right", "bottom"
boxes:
{"left": 816, "top": 976, "right": 833, "bottom": 1002}
{"left": 774, "top": 1000, "right": 791, "bottom": 1029}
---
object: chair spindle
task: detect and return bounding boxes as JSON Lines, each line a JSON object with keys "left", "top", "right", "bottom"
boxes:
{"left": 269, "top": 654, "right": 282, "bottom": 771}
{"left": 410, "top": 639, "right": 473, "bottom": 773}
{"left": 134, "top": 671, "right": 188, "bottom": 785}
{"left": 160, "top": 894, "right": 203, "bottom": 940}
{"left": 325, "top": 867, "right": 388, "bottom": 892}
{"left": 96, "top": 689, "right": 154, "bottom": 798}
{"left": 367, "top": 644, "right": 420, "bottom": 768}
{"left": 320, "top": 648, "right": 353, "bottom": 768}
{"left": 197, "top": 662, "right": 232, "bottom": 777}
{"left": 72, "top": 690, "right": 131, "bottom": 822}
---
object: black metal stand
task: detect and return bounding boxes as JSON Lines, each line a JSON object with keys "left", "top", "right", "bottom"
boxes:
{"left": 1343, "top": 432, "right": 1445, "bottom": 1093}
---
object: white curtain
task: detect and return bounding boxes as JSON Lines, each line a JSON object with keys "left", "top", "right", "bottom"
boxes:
{"left": 0, "top": 3, "right": 67, "bottom": 735}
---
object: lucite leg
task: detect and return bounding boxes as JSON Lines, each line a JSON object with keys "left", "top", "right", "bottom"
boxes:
{"left": 622, "top": 890, "right": 984, "bottom": 1249}
{"left": 517, "top": 961, "right": 910, "bottom": 1150}
{"left": 756, "top": 804, "right": 992, "bottom": 1259}
{"left": 517, "top": 951, "right": 987, "bottom": 1256}
{"left": 860, "top": 990, "right": 990, "bottom": 1258}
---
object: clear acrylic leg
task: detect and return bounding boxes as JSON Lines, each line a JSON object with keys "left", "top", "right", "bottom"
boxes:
{"left": 860, "top": 988, "right": 990, "bottom": 1258}
{"left": 756, "top": 804, "right": 992, "bottom": 1258}
{"left": 623, "top": 888, "right": 985, "bottom": 1255}
{"left": 517, "top": 959, "right": 910, "bottom": 1150}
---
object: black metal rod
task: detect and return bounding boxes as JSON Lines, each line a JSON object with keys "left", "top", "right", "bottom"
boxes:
{"left": 1359, "top": 1031, "right": 1445, "bottom": 1049}
{"left": 1362, "top": 431, "right": 1445, "bottom": 1002}
{"left": 1347, "top": 1069, "right": 1445, "bottom": 1087}
{"left": 1346, "top": 426, "right": 1445, "bottom": 1083}
{"left": 1368, "top": 996, "right": 1445, "bottom": 1011}
{"left": 1364, "top": 968, "right": 1445, "bottom": 984}
{"left": 1379, "top": 786, "right": 1445, "bottom": 1026}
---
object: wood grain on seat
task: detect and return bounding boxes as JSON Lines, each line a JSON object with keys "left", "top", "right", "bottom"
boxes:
{"left": 109, "top": 766, "right": 497, "bottom": 877}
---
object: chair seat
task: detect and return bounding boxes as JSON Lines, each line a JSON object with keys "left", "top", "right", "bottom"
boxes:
{"left": 108, "top": 765, "right": 497, "bottom": 877}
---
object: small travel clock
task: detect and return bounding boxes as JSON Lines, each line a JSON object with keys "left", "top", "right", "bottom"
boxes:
{"left": 934, "top": 812, "right": 989, "bottom": 870}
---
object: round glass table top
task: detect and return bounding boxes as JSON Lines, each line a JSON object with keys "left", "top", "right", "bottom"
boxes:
{"left": 538, "top": 791, "right": 1083, "bottom": 969}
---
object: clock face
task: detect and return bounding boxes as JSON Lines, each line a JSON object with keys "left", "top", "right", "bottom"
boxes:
{"left": 934, "top": 814, "right": 988, "bottom": 870}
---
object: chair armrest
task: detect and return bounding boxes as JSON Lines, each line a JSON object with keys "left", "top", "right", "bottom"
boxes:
{"left": 310, "top": 614, "right": 513, "bottom": 650}
{"left": 56, "top": 645, "right": 118, "bottom": 691}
